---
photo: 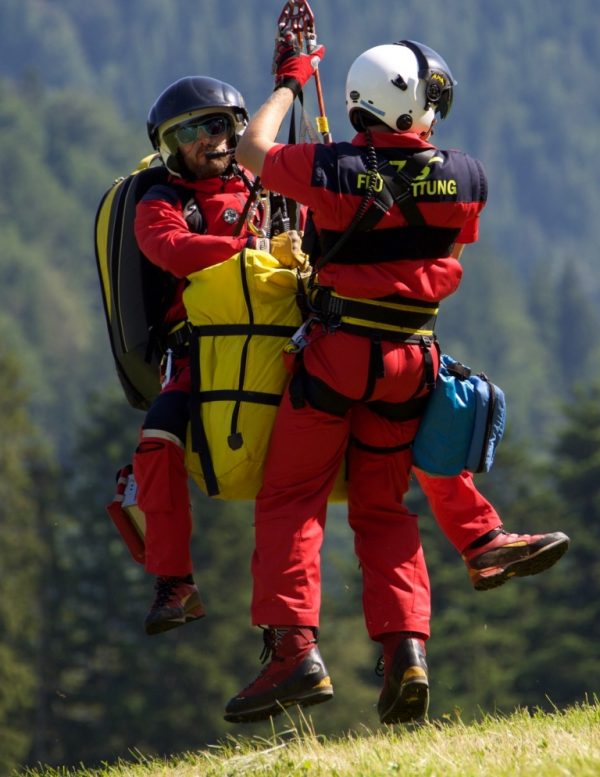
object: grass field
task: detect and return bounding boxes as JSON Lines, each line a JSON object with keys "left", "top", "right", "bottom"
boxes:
{"left": 25, "top": 699, "right": 599, "bottom": 777}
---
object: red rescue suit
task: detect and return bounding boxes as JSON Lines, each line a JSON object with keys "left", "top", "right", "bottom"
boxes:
{"left": 133, "top": 166, "right": 257, "bottom": 575}
{"left": 251, "top": 131, "right": 492, "bottom": 639}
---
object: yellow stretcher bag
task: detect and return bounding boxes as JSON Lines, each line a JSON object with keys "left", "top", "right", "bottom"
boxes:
{"left": 183, "top": 248, "right": 303, "bottom": 500}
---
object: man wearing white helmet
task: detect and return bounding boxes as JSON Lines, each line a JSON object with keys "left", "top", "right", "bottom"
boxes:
{"left": 225, "top": 39, "right": 568, "bottom": 725}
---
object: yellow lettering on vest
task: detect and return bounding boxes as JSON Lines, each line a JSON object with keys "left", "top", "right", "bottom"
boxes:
{"left": 411, "top": 178, "right": 457, "bottom": 196}
{"left": 356, "top": 172, "right": 384, "bottom": 192}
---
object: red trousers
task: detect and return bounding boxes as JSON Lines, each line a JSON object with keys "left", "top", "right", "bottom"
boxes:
{"left": 133, "top": 362, "right": 195, "bottom": 577}
{"left": 416, "top": 468, "right": 501, "bottom": 553}
{"left": 251, "top": 328, "right": 501, "bottom": 640}
{"left": 252, "top": 329, "right": 433, "bottom": 638}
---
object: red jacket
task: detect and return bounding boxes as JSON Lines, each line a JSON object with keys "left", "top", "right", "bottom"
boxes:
{"left": 261, "top": 131, "right": 487, "bottom": 303}
{"left": 134, "top": 166, "right": 258, "bottom": 323}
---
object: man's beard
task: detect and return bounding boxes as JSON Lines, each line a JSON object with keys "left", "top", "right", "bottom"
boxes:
{"left": 190, "top": 151, "right": 234, "bottom": 179}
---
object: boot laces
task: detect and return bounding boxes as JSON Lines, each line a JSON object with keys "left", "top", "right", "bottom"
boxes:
{"left": 259, "top": 627, "right": 288, "bottom": 664}
{"left": 239, "top": 627, "right": 319, "bottom": 694}
{"left": 153, "top": 576, "right": 181, "bottom": 608}
{"left": 236, "top": 628, "right": 287, "bottom": 694}
{"left": 257, "top": 626, "right": 318, "bottom": 662}
{"left": 375, "top": 655, "right": 385, "bottom": 677}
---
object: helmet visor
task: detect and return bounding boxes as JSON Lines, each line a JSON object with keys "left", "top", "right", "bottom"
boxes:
{"left": 428, "top": 74, "right": 453, "bottom": 119}
{"left": 397, "top": 40, "right": 455, "bottom": 119}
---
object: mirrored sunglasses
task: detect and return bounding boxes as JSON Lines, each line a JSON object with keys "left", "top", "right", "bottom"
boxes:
{"left": 171, "top": 115, "right": 233, "bottom": 146}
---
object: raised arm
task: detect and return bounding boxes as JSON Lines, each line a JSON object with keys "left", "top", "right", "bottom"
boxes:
{"left": 236, "top": 88, "right": 295, "bottom": 175}
{"left": 235, "top": 37, "right": 325, "bottom": 176}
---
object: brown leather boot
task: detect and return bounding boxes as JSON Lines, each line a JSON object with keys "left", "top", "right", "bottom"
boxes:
{"left": 377, "top": 636, "right": 429, "bottom": 724}
{"left": 224, "top": 626, "right": 334, "bottom": 723}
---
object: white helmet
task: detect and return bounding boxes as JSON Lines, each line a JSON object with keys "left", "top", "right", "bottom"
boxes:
{"left": 346, "top": 40, "right": 456, "bottom": 135}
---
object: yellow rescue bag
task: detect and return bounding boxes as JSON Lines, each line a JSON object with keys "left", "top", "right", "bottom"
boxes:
{"left": 183, "top": 248, "right": 302, "bottom": 499}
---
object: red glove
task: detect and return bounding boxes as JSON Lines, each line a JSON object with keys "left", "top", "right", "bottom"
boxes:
{"left": 273, "top": 35, "right": 325, "bottom": 97}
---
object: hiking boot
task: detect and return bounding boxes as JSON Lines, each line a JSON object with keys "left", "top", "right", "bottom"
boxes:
{"left": 144, "top": 575, "right": 205, "bottom": 635}
{"left": 224, "top": 626, "right": 334, "bottom": 723}
{"left": 463, "top": 527, "right": 570, "bottom": 591}
{"left": 377, "top": 637, "right": 429, "bottom": 725}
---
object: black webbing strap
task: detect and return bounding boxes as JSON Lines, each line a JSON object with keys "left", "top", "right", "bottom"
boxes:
{"left": 164, "top": 321, "right": 192, "bottom": 348}
{"left": 284, "top": 95, "right": 301, "bottom": 229}
{"left": 191, "top": 324, "right": 297, "bottom": 338}
{"left": 360, "top": 333, "right": 436, "bottom": 406}
{"left": 289, "top": 362, "right": 354, "bottom": 416}
{"left": 359, "top": 333, "right": 384, "bottom": 402}
{"left": 287, "top": 335, "right": 435, "bottom": 420}
{"left": 358, "top": 149, "right": 437, "bottom": 231}
{"left": 421, "top": 335, "right": 437, "bottom": 391}
{"left": 311, "top": 288, "right": 438, "bottom": 338}
{"left": 334, "top": 323, "right": 434, "bottom": 342}
{"left": 196, "top": 389, "right": 282, "bottom": 405}
{"left": 367, "top": 393, "right": 429, "bottom": 422}
{"left": 316, "top": 225, "right": 460, "bottom": 264}
{"left": 298, "top": 338, "right": 433, "bottom": 454}
{"left": 228, "top": 253, "right": 255, "bottom": 450}
{"left": 188, "top": 327, "right": 220, "bottom": 496}
{"left": 349, "top": 436, "right": 414, "bottom": 455}
{"left": 232, "top": 175, "right": 263, "bottom": 238}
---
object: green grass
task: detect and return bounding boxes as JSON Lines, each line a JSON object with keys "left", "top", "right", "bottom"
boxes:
{"left": 24, "top": 699, "right": 600, "bottom": 777}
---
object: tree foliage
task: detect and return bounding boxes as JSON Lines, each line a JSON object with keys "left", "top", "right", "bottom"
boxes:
{"left": 0, "top": 344, "right": 51, "bottom": 775}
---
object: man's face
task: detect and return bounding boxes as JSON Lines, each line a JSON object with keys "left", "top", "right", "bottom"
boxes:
{"left": 172, "top": 114, "right": 234, "bottom": 179}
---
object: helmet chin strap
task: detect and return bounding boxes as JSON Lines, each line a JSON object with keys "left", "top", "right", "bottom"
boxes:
{"left": 420, "top": 118, "right": 436, "bottom": 140}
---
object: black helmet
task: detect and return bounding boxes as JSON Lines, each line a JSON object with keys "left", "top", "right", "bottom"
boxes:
{"left": 147, "top": 76, "right": 248, "bottom": 176}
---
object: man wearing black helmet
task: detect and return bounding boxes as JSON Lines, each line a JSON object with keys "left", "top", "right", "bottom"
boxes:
{"left": 133, "top": 75, "right": 305, "bottom": 636}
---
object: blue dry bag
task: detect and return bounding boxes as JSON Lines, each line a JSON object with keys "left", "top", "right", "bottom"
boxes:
{"left": 412, "top": 354, "right": 506, "bottom": 477}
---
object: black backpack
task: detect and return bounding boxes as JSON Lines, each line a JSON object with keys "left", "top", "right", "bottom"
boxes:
{"left": 94, "top": 154, "right": 201, "bottom": 410}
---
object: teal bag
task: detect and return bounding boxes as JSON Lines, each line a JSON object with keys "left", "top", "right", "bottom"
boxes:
{"left": 412, "top": 354, "right": 506, "bottom": 477}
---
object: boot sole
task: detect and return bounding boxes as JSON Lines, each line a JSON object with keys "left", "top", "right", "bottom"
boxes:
{"left": 473, "top": 536, "right": 569, "bottom": 591}
{"left": 224, "top": 685, "right": 334, "bottom": 723}
{"left": 379, "top": 679, "right": 429, "bottom": 725}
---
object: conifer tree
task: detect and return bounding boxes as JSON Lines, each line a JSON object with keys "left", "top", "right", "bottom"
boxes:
{"left": 29, "top": 390, "right": 260, "bottom": 767}
{"left": 0, "top": 346, "right": 50, "bottom": 775}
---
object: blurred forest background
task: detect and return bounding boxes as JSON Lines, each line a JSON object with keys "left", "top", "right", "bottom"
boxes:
{"left": 0, "top": 0, "right": 599, "bottom": 773}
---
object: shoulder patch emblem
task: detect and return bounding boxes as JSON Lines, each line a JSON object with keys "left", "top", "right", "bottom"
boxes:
{"left": 223, "top": 208, "right": 239, "bottom": 224}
